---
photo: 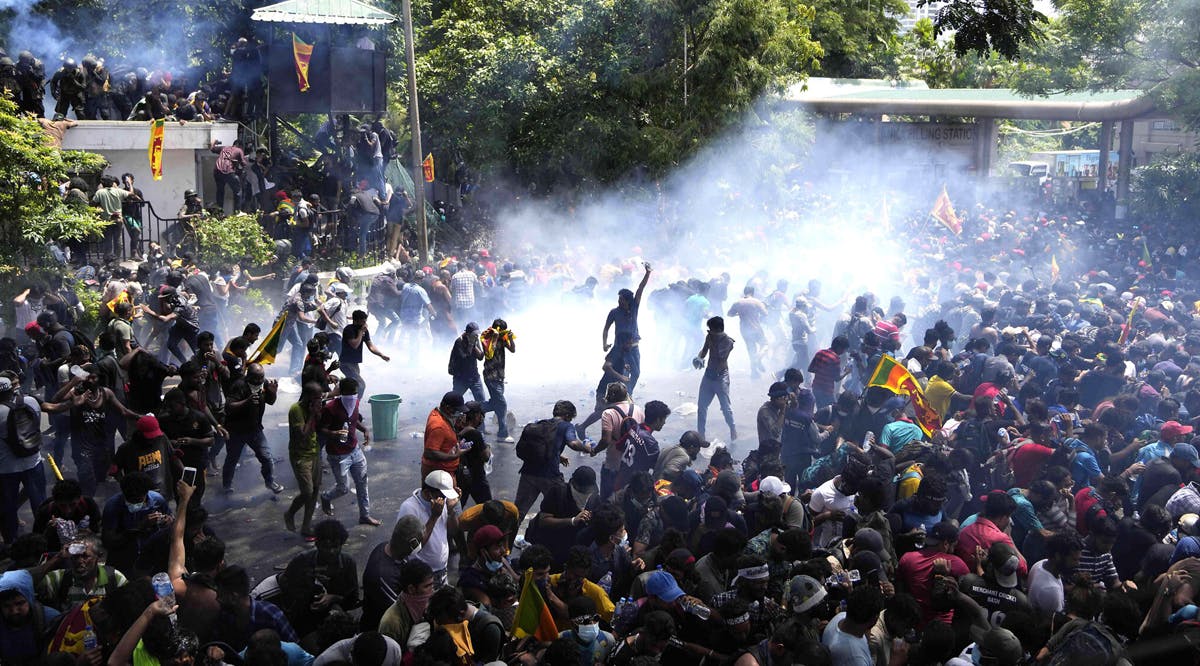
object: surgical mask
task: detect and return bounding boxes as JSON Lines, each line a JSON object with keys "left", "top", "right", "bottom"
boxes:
{"left": 340, "top": 395, "right": 358, "bottom": 415}
{"left": 576, "top": 623, "right": 600, "bottom": 643}
{"left": 485, "top": 558, "right": 504, "bottom": 573}
{"left": 614, "top": 532, "right": 628, "bottom": 549}
{"left": 126, "top": 501, "right": 147, "bottom": 513}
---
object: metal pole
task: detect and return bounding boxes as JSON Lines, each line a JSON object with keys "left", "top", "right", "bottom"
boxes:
{"left": 401, "top": 0, "right": 429, "bottom": 265}
{"left": 682, "top": 22, "right": 688, "bottom": 108}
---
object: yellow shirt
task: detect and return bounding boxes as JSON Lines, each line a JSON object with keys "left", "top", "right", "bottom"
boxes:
{"left": 926, "top": 375, "right": 956, "bottom": 420}
{"left": 548, "top": 573, "right": 615, "bottom": 632}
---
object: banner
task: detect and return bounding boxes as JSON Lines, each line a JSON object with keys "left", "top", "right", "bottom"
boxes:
{"left": 867, "top": 355, "right": 942, "bottom": 437}
{"left": 422, "top": 153, "right": 434, "bottom": 182}
{"left": 930, "top": 185, "right": 961, "bottom": 235}
{"left": 293, "top": 33, "right": 314, "bottom": 92}
{"left": 147, "top": 118, "right": 165, "bottom": 181}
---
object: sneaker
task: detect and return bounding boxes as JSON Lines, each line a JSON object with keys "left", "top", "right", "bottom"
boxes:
{"left": 320, "top": 495, "right": 334, "bottom": 516}
{"left": 284, "top": 511, "right": 296, "bottom": 532}
{"left": 267, "top": 481, "right": 284, "bottom": 494}
{"left": 222, "top": 486, "right": 234, "bottom": 495}
{"left": 500, "top": 435, "right": 515, "bottom": 443}
{"left": 359, "top": 515, "right": 382, "bottom": 526}
{"left": 302, "top": 532, "right": 317, "bottom": 542}
{"left": 363, "top": 444, "right": 373, "bottom": 453}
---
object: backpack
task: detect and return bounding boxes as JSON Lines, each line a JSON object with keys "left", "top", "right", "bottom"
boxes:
{"left": 1045, "top": 620, "right": 1122, "bottom": 666}
{"left": 954, "top": 419, "right": 987, "bottom": 461}
{"left": 515, "top": 419, "right": 559, "bottom": 463}
{"left": 5, "top": 395, "right": 42, "bottom": 457}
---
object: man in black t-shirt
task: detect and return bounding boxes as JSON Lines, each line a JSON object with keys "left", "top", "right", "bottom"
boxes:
{"left": 124, "top": 347, "right": 176, "bottom": 415}
{"left": 222, "top": 363, "right": 281, "bottom": 494}
{"left": 457, "top": 402, "right": 490, "bottom": 505}
{"left": 159, "top": 388, "right": 215, "bottom": 503}
{"left": 959, "top": 542, "right": 1031, "bottom": 628}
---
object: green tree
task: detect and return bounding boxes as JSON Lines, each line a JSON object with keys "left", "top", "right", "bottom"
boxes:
{"left": 0, "top": 97, "right": 108, "bottom": 269}
{"left": 1130, "top": 152, "right": 1200, "bottom": 225}
{"left": 920, "top": 0, "right": 1047, "bottom": 59}
{"left": 896, "top": 18, "right": 1017, "bottom": 88}
{"left": 808, "top": 0, "right": 908, "bottom": 79}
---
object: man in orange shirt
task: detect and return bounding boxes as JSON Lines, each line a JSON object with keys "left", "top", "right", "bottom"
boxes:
{"left": 423, "top": 392, "right": 465, "bottom": 478}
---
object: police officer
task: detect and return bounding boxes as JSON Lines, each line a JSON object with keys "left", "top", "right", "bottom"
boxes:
{"left": 50, "top": 57, "right": 86, "bottom": 120}
{"left": 0, "top": 57, "right": 18, "bottom": 104}
{"left": 80, "top": 55, "right": 111, "bottom": 120}
{"left": 15, "top": 51, "right": 45, "bottom": 117}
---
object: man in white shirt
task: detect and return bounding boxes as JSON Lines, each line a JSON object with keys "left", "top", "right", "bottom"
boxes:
{"left": 809, "top": 467, "right": 861, "bottom": 548}
{"left": 396, "top": 470, "right": 459, "bottom": 588}
{"left": 1027, "top": 532, "right": 1082, "bottom": 615}
{"left": 822, "top": 586, "right": 884, "bottom": 666}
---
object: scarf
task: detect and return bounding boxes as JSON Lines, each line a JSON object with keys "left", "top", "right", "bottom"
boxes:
{"left": 400, "top": 590, "right": 432, "bottom": 622}
{"left": 442, "top": 620, "right": 475, "bottom": 665}
{"left": 480, "top": 327, "right": 514, "bottom": 360}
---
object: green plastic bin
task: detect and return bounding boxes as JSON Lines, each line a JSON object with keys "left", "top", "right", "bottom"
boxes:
{"left": 368, "top": 394, "right": 403, "bottom": 441}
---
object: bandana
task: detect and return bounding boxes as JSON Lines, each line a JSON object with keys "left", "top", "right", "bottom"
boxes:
{"left": 732, "top": 564, "right": 770, "bottom": 586}
{"left": 442, "top": 620, "right": 475, "bottom": 665}
{"left": 725, "top": 612, "right": 751, "bottom": 626}
{"left": 400, "top": 590, "right": 432, "bottom": 622}
{"left": 339, "top": 395, "right": 358, "bottom": 417}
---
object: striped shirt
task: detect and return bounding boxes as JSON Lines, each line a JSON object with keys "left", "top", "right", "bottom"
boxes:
{"left": 1074, "top": 548, "right": 1119, "bottom": 588}
{"left": 808, "top": 348, "right": 843, "bottom": 393}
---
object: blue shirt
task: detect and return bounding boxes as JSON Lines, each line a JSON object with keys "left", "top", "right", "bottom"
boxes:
{"left": 1135, "top": 440, "right": 1172, "bottom": 499}
{"left": 606, "top": 304, "right": 640, "bottom": 341}
{"left": 518, "top": 420, "right": 577, "bottom": 478}
{"left": 1068, "top": 439, "right": 1102, "bottom": 490}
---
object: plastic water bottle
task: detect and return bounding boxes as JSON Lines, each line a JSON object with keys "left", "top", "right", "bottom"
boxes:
{"left": 598, "top": 571, "right": 613, "bottom": 595}
{"left": 681, "top": 597, "right": 712, "bottom": 620}
{"left": 151, "top": 572, "right": 176, "bottom": 623}
{"left": 81, "top": 625, "right": 98, "bottom": 651}
{"left": 484, "top": 459, "right": 493, "bottom": 475}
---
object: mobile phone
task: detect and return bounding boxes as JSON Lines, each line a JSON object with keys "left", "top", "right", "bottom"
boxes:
{"left": 848, "top": 569, "right": 862, "bottom": 584}
{"left": 181, "top": 466, "right": 198, "bottom": 486}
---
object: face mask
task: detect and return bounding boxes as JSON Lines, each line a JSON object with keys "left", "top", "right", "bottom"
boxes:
{"left": 576, "top": 623, "right": 600, "bottom": 643}
{"left": 126, "top": 501, "right": 147, "bottom": 513}
{"left": 340, "top": 395, "right": 358, "bottom": 415}
{"left": 614, "top": 533, "right": 628, "bottom": 549}
{"left": 485, "top": 558, "right": 504, "bottom": 573}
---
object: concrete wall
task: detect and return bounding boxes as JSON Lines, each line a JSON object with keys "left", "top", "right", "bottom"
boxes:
{"left": 60, "top": 120, "right": 239, "bottom": 221}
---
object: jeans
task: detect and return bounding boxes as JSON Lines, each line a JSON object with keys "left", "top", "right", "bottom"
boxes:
{"left": 160, "top": 324, "right": 198, "bottom": 365}
{"left": 453, "top": 375, "right": 487, "bottom": 404}
{"left": 483, "top": 378, "right": 508, "bottom": 438}
{"left": 697, "top": 371, "right": 735, "bottom": 439}
{"left": 322, "top": 447, "right": 371, "bottom": 520}
{"left": 223, "top": 430, "right": 275, "bottom": 490}
{"left": 72, "top": 435, "right": 112, "bottom": 498}
{"left": 292, "top": 227, "right": 312, "bottom": 258}
{"left": 624, "top": 346, "right": 641, "bottom": 394}
{"left": 199, "top": 307, "right": 223, "bottom": 350}
{"left": 341, "top": 362, "right": 365, "bottom": 398}
{"left": 49, "top": 413, "right": 70, "bottom": 468}
{"left": 0, "top": 462, "right": 47, "bottom": 543}
{"left": 213, "top": 170, "right": 242, "bottom": 213}
{"left": 744, "top": 333, "right": 767, "bottom": 378}
{"left": 784, "top": 454, "right": 814, "bottom": 492}
{"left": 813, "top": 389, "right": 835, "bottom": 410}
{"left": 282, "top": 323, "right": 312, "bottom": 376}
{"left": 600, "top": 466, "right": 617, "bottom": 500}
{"left": 287, "top": 456, "right": 323, "bottom": 533}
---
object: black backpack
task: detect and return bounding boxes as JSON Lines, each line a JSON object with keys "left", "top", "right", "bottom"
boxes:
{"left": 5, "top": 395, "right": 42, "bottom": 457}
{"left": 515, "top": 419, "right": 559, "bottom": 463}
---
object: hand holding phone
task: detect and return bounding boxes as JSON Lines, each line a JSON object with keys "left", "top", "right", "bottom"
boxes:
{"left": 181, "top": 466, "right": 198, "bottom": 486}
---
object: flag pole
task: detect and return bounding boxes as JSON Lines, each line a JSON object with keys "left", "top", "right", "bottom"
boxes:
{"left": 401, "top": 0, "right": 429, "bottom": 266}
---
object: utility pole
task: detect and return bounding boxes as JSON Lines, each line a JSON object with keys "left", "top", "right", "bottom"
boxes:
{"left": 401, "top": 0, "right": 429, "bottom": 265}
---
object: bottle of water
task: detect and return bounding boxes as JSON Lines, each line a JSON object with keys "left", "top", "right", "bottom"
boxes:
{"left": 681, "top": 597, "right": 712, "bottom": 620}
{"left": 151, "top": 572, "right": 176, "bottom": 623}
{"left": 484, "top": 459, "right": 493, "bottom": 475}
{"left": 598, "top": 571, "right": 613, "bottom": 595}
{"left": 81, "top": 625, "right": 98, "bottom": 651}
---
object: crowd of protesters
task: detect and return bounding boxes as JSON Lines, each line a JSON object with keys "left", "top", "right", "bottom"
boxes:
{"left": 10, "top": 122, "right": 1200, "bottom": 666}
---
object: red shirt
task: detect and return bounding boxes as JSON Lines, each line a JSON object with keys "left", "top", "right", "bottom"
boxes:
{"left": 955, "top": 517, "right": 1027, "bottom": 577}
{"left": 1009, "top": 442, "right": 1055, "bottom": 488}
{"left": 898, "top": 548, "right": 970, "bottom": 625}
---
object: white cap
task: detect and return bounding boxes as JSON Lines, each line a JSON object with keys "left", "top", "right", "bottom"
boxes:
{"left": 424, "top": 470, "right": 459, "bottom": 500}
{"left": 759, "top": 476, "right": 791, "bottom": 496}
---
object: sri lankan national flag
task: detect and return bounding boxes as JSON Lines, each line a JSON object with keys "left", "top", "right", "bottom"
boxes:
{"left": 422, "top": 153, "right": 435, "bottom": 182}
{"left": 293, "top": 33, "right": 314, "bottom": 92}
{"left": 513, "top": 568, "right": 558, "bottom": 642}
{"left": 249, "top": 312, "right": 287, "bottom": 365}
{"left": 147, "top": 118, "right": 165, "bottom": 181}
{"left": 868, "top": 355, "right": 942, "bottom": 438}
{"left": 930, "top": 185, "right": 961, "bottom": 235}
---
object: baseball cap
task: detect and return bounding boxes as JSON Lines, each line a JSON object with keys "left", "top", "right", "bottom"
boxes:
{"left": 423, "top": 470, "right": 459, "bottom": 500}
{"left": 926, "top": 520, "right": 960, "bottom": 545}
{"left": 471, "top": 524, "right": 505, "bottom": 550}
{"left": 1181, "top": 513, "right": 1200, "bottom": 537}
{"left": 852, "top": 528, "right": 884, "bottom": 555}
{"left": 23, "top": 322, "right": 41, "bottom": 335}
{"left": 570, "top": 466, "right": 598, "bottom": 491}
{"left": 986, "top": 542, "right": 1021, "bottom": 588}
{"left": 758, "top": 476, "right": 791, "bottom": 496}
{"left": 0, "top": 377, "right": 12, "bottom": 392}
{"left": 1172, "top": 443, "right": 1200, "bottom": 469}
{"left": 787, "top": 575, "right": 828, "bottom": 613}
{"left": 1163, "top": 421, "right": 1194, "bottom": 439}
{"left": 976, "top": 628, "right": 1023, "bottom": 666}
{"left": 674, "top": 469, "right": 704, "bottom": 492}
{"left": 391, "top": 515, "right": 425, "bottom": 558}
{"left": 645, "top": 570, "right": 685, "bottom": 603}
{"left": 136, "top": 415, "right": 164, "bottom": 439}
{"left": 850, "top": 551, "right": 884, "bottom": 582}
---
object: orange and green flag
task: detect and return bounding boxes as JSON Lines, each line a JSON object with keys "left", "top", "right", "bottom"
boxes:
{"left": 930, "top": 186, "right": 961, "bottom": 235}
{"left": 249, "top": 311, "right": 287, "bottom": 365}
{"left": 147, "top": 118, "right": 165, "bottom": 181}
{"left": 1142, "top": 237, "right": 1153, "bottom": 268}
{"left": 513, "top": 569, "right": 558, "bottom": 642}
{"left": 293, "top": 33, "right": 314, "bottom": 92}
{"left": 422, "top": 153, "right": 435, "bottom": 182}
{"left": 868, "top": 355, "right": 942, "bottom": 438}
{"left": 1050, "top": 255, "right": 1060, "bottom": 284}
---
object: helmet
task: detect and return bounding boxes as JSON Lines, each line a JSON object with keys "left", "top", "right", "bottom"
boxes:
{"left": 184, "top": 189, "right": 197, "bottom": 198}
{"left": 330, "top": 282, "right": 351, "bottom": 297}
{"left": 0, "top": 57, "right": 13, "bottom": 68}
{"left": 81, "top": 55, "right": 97, "bottom": 69}
{"left": 334, "top": 266, "right": 354, "bottom": 282}
{"left": 62, "top": 58, "right": 76, "bottom": 69}
{"left": 18, "top": 51, "right": 33, "bottom": 63}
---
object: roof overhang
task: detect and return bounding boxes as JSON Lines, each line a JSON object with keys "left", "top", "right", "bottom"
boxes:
{"left": 251, "top": 0, "right": 397, "bottom": 25}
{"left": 781, "top": 79, "right": 1156, "bottom": 122}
